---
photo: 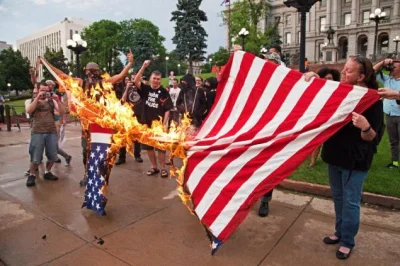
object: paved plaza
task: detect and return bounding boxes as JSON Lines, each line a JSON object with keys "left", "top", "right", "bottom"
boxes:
{"left": 0, "top": 124, "right": 399, "bottom": 266}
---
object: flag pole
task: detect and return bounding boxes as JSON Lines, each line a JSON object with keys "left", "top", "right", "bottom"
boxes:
{"left": 228, "top": 1, "right": 231, "bottom": 52}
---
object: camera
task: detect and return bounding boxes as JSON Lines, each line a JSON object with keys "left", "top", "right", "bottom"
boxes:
{"left": 45, "top": 92, "right": 52, "bottom": 98}
{"left": 383, "top": 63, "right": 394, "bottom": 72}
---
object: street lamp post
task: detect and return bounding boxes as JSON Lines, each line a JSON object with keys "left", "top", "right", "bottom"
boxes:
{"left": 67, "top": 34, "right": 87, "bottom": 78}
{"left": 165, "top": 56, "right": 169, "bottom": 78}
{"left": 7, "top": 83, "right": 11, "bottom": 98}
{"left": 393, "top": 36, "right": 400, "bottom": 56}
{"left": 177, "top": 63, "right": 181, "bottom": 75}
{"left": 284, "top": 0, "right": 321, "bottom": 73}
{"left": 370, "top": 8, "right": 386, "bottom": 62}
{"left": 238, "top": 28, "right": 249, "bottom": 51}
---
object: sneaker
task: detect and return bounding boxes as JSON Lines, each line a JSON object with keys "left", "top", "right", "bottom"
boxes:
{"left": 386, "top": 163, "right": 399, "bottom": 169}
{"left": 44, "top": 172, "right": 58, "bottom": 181}
{"left": 65, "top": 155, "right": 72, "bottom": 166}
{"left": 26, "top": 175, "right": 36, "bottom": 187}
{"left": 135, "top": 157, "right": 143, "bottom": 163}
{"left": 55, "top": 158, "right": 62, "bottom": 163}
{"left": 258, "top": 202, "right": 269, "bottom": 217}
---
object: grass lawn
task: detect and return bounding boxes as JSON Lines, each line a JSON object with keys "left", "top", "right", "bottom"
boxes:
{"left": 161, "top": 73, "right": 216, "bottom": 87}
{"left": 290, "top": 132, "right": 400, "bottom": 198}
{"left": 7, "top": 99, "right": 28, "bottom": 114}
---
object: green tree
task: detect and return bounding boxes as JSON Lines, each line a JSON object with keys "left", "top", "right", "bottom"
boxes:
{"left": 224, "top": 0, "right": 281, "bottom": 54}
{"left": 118, "top": 19, "right": 166, "bottom": 70}
{"left": 171, "top": 0, "right": 208, "bottom": 74}
{"left": 43, "top": 47, "right": 68, "bottom": 80}
{"left": 208, "top": 47, "right": 230, "bottom": 66}
{"left": 81, "top": 20, "right": 121, "bottom": 74}
{"left": 0, "top": 48, "right": 31, "bottom": 96}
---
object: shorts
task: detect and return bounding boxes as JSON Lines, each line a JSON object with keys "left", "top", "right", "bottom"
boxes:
{"left": 141, "top": 143, "right": 166, "bottom": 153}
{"left": 29, "top": 133, "right": 58, "bottom": 163}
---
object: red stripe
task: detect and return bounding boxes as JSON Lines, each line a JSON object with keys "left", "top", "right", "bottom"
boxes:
{"left": 89, "top": 123, "right": 113, "bottom": 134}
{"left": 196, "top": 62, "right": 279, "bottom": 147}
{"left": 199, "top": 82, "right": 364, "bottom": 228}
{"left": 200, "top": 53, "right": 255, "bottom": 139}
{"left": 211, "top": 89, "right": 379, "bottom": 241}
{"left": 190, "top": 76, "right": 328, "bottom": 207}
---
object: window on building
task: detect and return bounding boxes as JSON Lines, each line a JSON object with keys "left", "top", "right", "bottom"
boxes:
{"left": 318, "top": 43, "right": 324, "bottom": 59}
{"left": 75, "top": 30, "right": 78, "bottom": 34}
{"left": 320, "top": 17, "right": 326, "bottom": 32}
{"left": 362, "top": 11, "right": 370, "bottom": 24}
{"left": 383, "top": 7, "right": 391, "bottom": 20}
{"left": 286, "top": 14, "right": 292, "bottom": 26}
{"left": 344, "top": 0, "right": 351, "bottom": 3}
{"left": 285, "top": 32, "right": 292, "bottom": 44}
{"left": 344, "top": 13, "right": 351, "bottom": 25}
{"left": 320, "top": 0, "right": 326, "bottom": 8}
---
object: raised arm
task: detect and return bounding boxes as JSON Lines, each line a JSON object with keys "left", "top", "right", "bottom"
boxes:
{"left": 134, "top": 60, "right": 151, "bottom": 89}
{"left": 106, "top": 50, "right": 134, "bottom": 85}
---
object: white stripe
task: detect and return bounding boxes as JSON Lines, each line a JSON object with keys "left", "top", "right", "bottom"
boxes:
{"left": 209, "top": 87, "right": 368, "bottom": 237}
{"left": 195, "top": 51, "right": 245, "bottom": 140}
{"left": 90, "top": 132, "right": 112, "bottom": 144}
{"left": 194, "top": 80, "right": 341, "bottom": 219}
{"left": 203, "top": 58, "right": 266, "bottom": 139}
{"left": 187, "top": 65, "right": 290, "bottom": 151}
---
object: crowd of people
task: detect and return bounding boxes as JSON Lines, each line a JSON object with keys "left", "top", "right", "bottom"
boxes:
{"left": 19, "top": 44, "right": 400, "bottom": 261}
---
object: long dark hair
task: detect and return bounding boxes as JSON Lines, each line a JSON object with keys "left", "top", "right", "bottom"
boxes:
{"left": 317, "top": 67, "right": 341, "bottom": 82}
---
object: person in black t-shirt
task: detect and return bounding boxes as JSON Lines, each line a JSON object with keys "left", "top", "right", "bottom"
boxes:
{"left": 115, "top": 76, "right": 143, "bottom": 165}
{"left": 134, "top": 60, "right": 173, "bottom": 178}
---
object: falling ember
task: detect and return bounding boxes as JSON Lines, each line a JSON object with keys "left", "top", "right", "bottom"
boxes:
{"left": 61, "top": 74, "right": 194, "bottom": 210}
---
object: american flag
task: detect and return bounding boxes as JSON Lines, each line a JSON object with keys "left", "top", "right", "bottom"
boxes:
{"left": 184, "top": 51, "right": 380, "bottom": 254}
{"left": 82, "top": 123, "right": 113, "bottom": 216}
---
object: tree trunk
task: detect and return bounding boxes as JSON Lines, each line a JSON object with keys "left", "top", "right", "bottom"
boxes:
{"left": 16, "top": 88, "right": 19, "bottom": 97}
{"left": 189, "top": 60, "right": 193, "bottom": 74}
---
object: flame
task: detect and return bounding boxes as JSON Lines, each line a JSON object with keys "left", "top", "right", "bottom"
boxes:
{"left": 63, "top": 74, "right": 194, "bottom": 212}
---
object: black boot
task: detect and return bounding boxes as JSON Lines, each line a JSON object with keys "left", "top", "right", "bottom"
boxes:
{"left": 115, "top": 157, "right": 126, "bottom": 165}
{"left": 258, "top": 201, "right": 269, "bottom": 217}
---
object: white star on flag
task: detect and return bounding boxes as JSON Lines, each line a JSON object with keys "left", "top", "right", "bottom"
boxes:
{"left": 96, "top": 203, "right": 100, "bottom": 210}
{"left": 211, "top": 241, "right": 219, "bottom": 250}
{"left": 88, "top": 179, "right": 93, "bottom": 185}
{"left": 99, "top": 153, "right": 104, "bottom": 160}
{"left": 98, "top": 189, "right": 103, "bottom": 196}
{"left": 89, "top": 165, "right": 94, "bottom": 172}
{"left": 96, "top": 146, "right": 101, "bottom": 152}
{"left": 95, "top": 181, "right": 98, "bottom": 187}
{"left": 88, "top": 192, "right": 92, "bottom": 199}
{"left": 90, "top": 152, "right": 95, "bottom": 159}
{"left": 94, "top": 195, "right": 97, "bottom": 201}
{"left": 100, "top": 175, "right": 105, "bottom": 182}
{"left": 94, "top": 159, "right": 98, "bottom": 166}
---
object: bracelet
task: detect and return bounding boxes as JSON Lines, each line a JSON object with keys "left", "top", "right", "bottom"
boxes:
{"left": 362, "top": 126, "right": 372, "bottom": 133}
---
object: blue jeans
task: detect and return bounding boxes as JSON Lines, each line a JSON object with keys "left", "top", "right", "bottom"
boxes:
{"left": 328, "top": 165, "right": 367, "bottom": 249}
{"left": 30, "top": 133, "right": 58, "bottom": 163}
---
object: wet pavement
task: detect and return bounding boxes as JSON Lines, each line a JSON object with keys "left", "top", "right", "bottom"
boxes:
{"left": 0, "top": 124, "right": 400, "bottom": 266}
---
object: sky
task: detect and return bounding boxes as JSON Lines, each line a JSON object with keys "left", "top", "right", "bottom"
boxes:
{"left": 0, "top": 0, "right": 227, "bottom": 55}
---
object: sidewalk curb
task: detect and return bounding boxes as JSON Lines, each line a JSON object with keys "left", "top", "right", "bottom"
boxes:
{"left": 278, "top": 179, "right": 400, "bottom": 209}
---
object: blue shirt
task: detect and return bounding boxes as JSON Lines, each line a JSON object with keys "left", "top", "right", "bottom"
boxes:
{"left": 377, "top": 73, "right": 400, "bottom": 116}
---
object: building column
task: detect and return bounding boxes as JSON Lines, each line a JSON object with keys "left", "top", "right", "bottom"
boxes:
{"left": 309, "top": 5, "right": 316, "bottom": 33}
{"left": 371, "top": 0, "right": 378, "bottom": 13}
{"left": 394, "top": 0, "right": 400, "bottom": 22}
{"left": 348, "top": 33, "right": 357, "bottom": 57}
{"left": 351, "top": 0, "right": 358, "bottom": 24}
{"left": 332, "top": 0, "right": 338, "bottom": 27}
{"left": 326, "top": 0, "right": 331, "bottom": 26}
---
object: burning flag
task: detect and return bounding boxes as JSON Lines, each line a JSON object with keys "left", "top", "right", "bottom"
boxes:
{"left": 82, "top": 123, "right": 114, "bottom": 215}
{"left": 183, "top": 51, "right": 380, "bottom": 254}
